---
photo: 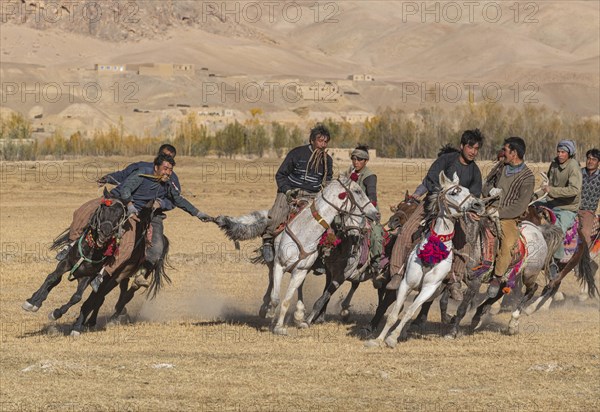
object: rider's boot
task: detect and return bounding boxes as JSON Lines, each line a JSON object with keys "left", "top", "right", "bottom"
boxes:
{"left": 56, "top": 241, "right": 75, "bottom": 261}
{"left": 262, "top": 238, "right": 274, "bottom": 263}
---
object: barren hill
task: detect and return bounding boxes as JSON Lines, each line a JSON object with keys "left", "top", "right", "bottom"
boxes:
{"left": 1, "top": 0, "right": 598, "bottom": 137}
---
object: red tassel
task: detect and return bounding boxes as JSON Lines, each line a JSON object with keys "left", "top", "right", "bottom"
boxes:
{"left": 338, "top": 192, "right": 347, "bottom": 199}
{"left": 350, "top": 172, "right": 359, "bottom": 182}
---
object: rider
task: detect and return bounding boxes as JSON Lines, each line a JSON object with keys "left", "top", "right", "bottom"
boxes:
{"left": 348, "top": 144, "right": 384, "bottom": 274}
{"left": 261, "top": 124, "right": 333, "bottom": 262}
{"left": 94, "top": 153, "right": 209, "bottom": 285}
{"left": 536, "top": 140, "right": 582, "bottom": 276}
{"left": 578, "top": 148, "right": 600, "bottom": 249}
{"left": 57, "top": 144, "right": 185, "bottom": 262}
{"left": 482, "top": 137, "right": 535, "bottom": 297}
{"left": 386, "top": 129, "right": 484, "bottom": 294}
{"left": 96, "top": 144, "right": 189, "bottom": 283}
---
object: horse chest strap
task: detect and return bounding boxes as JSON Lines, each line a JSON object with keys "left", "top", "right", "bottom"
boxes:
{"left": 310, "top": 203, "right": 330, "bottom": 230}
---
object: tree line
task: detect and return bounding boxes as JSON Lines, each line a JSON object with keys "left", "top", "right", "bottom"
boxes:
{"left": 1, "top": 103, "right": 598, "bottom": 162}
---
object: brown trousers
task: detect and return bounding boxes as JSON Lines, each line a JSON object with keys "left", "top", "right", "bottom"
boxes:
{"left": 68, "top": 197, "right": 103, "bottom": 241}
{"left": 263, "top": 191, "right": 318, "bottom": 240}
{"left": 578, "top": 210, "right": 596, "bottom": 248}
{"left": 68, "top": 197, "right": 139, "bottom": 277}
{"left": 495, "top": 218, "right": 519, "bottom": 278}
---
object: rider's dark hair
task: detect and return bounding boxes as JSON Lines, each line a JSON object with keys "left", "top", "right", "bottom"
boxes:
{"left": 154, "top": 153, "right": 176, "bottom": 167}
{"left": 355, "top": 144, "right": 369, "bottom": 152}
{"left": 159, "top": 144, "right": 177, "bottom": 157}
{"left": 309, "top": 124, "right": 331, "bottom": 142}
{"left": 586, "top": 148, "right": 600, "bottom": 161}
{"left": 460, "top": 129, "right": 484, "bottom": 147}
{"left": 504, "top": 136, "right": 526, "bottom": 159}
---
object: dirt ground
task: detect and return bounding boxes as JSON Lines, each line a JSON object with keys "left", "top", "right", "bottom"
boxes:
{"left": 1, "top": 156, "right": 598, "bottom": 411}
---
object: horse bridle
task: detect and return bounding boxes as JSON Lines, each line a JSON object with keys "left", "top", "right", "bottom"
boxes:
{"left": 438, "top": 184, "right": 478, "bottom": 219}
{"left": 89, "top": 199, "right": 128, "bottom": 245}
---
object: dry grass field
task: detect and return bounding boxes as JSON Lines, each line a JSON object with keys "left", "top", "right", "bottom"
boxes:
{"left": 1, "top": 156, "right": 598, "bottom": 411}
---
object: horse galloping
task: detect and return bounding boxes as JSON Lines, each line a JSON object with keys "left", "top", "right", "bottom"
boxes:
{"left": 366, "top": 172, "right": 485, "bottom": 348}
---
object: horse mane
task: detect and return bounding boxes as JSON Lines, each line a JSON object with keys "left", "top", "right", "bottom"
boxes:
{"left": 423, "top": 191, "right": 439, "bottom": 225}
{"left": 438, "top": 144, "right": 460, "bottom": 157}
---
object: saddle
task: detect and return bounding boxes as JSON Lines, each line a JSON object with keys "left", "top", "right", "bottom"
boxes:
{"left": 471, "top": 218, "right": 528, "bottom": 288}
{"left": 273, "top": 197, "right": 312, "bottom": 236}
{"left": 561, "top": 217, "right": 580, "bottom": 264}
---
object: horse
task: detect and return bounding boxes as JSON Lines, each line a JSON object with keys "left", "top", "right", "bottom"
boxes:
{"left": 22, "top": 188, "right": 128, "bottom": 318}
{"left": 366, "top": 172, "right": 485, "bottom": 348}
{"left": 305, "top": 193, "right": 421, "bottom": 326}
{"left": 69, "top": 202, "right": 172, "bottom": 335}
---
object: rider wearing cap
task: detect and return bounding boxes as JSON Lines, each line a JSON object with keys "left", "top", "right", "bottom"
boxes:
{"left": 537, "top": 139, "right": 582, "bottom": 276}
{"left": 348, "top": 144, "right": 384, "bottom": 275}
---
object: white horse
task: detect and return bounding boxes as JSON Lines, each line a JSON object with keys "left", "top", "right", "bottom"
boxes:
{"left": 213, "top": 176, "right": 378, "bottom": 335}
{"left": 267, "top": 176, "right": 378, "bottom": 335}
{"left": 366, "top": 172, "right": 484, "bottom": 348}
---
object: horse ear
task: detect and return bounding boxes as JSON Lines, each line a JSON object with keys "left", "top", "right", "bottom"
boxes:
{"left": 103, "top": 187, "right": 110, "bottom": 199}
{"left": 439, "top": 171, "right": 449, "bottom": 188}
{"left": 405, "top": 190, "right": 409, "bottom": 201}
{"left": 451, "top": 172, "right": 459, "bottom": 185}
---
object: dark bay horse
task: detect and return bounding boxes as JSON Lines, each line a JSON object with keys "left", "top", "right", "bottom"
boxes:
{"left": 22, "top": 189, "right": 128, "bottom": 318}
{"left": 70, "top": 203, "right": 171, "bottom": 335}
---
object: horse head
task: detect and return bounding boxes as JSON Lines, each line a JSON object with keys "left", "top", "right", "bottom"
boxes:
{"left": 330, "top": 175, "right": 379, "bottom": 224}
{"left": 388, "top": 191, "right": 420, "bottom": 231}
{"left": 438, "top": 172, "right": 485, "bottom": 217}
{"left": 91, "top": 188, "right": 128, "bottom": 246}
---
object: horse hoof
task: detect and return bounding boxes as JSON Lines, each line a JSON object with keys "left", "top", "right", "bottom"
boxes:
{"left": 384, "top": 336, "right": 398, "bottom": 348}
{"left": 48, "top": 310, "right": 59, "bottom": 321}
{"left": 507, "top": 325, "right": 518, "bottom": 336}
{"left": 441, "top": 314, "right": 453, "bottom": 324}
{"left": 272, "top": 326, "right": 287, "bottom": 336}
{"left": 554, "top": 291, "right": 565, "bottom": 302}
{"left": 70, "top": 330, "right": 81, "bottom": 337}
{"left": 22, "top": 301, "right": 39, "bottom": 312}
{"left": 444, "top": 332, "right": 457, "bottom": 340}
{"left": 340, "top": 309, "right": 350, "bottom": 319}
{"left": 295, "top": 321, "right": 309, "bottom": 329}
{"left": 364, "top": 339, "right": 381, "bottom": 348}
{"left": 258, "top": 304, "right": 268, "bottom": 319}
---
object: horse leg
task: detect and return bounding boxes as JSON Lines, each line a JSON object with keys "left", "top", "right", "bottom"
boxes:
{"left": 412, "top": 300, "right": 433, "bottom": 327}
{"left": 470, "top": 291, "right": 504, "bottom": 332}
{"left": 294, "top": 279, "right": 308, "bottom": 328}
{"left": 340, "top": 281, "right": 360, "bottom": 321}
{"left": 439, "top": 286, "right": 452, "bottom": 324}
{"left": 49, "top": 276, "right": 91, "bottom": 321}
{"left": 259, "top": 262, "right": 275, "bottom": 319}
{"left": 306, "top": 269, "right": 334, "bottom": 325}
{"left": 508, "top": 276, "right": 539, "bottom": 335}
{"left": 71, "top": 277, "right": 118, "bottom": 335}
{"left": 23, "top": 260, "right": 71, "bottom": 311}
{"left": 446, "top": 278, "right": 480, "bottom": 339}
{"left": 272, "top": 269, "right": 308, "bottom": 335}
{"left": 386, "top": 283, "right": 441, "bottom": 347}
{"left": 109, "top": 280, "right": 136, "bottom": 323}
{"left": 365, "top": 277, "right": 412, "bottom": 348}
{"left": 366, "top": 288, "right": 397, "bottom": 334}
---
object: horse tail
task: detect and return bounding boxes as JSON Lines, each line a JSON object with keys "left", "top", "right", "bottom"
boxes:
{"left": 50, "top": 228, "right": 71, "bottom": 251}
{"left": 576, "top": 240, "right": 599, "bottom": 298}
{"left": 147, "top": 235, "right": 172, "bottom": 300}
{"left": 214, "top": 210, "right": 269, "bottom": 242}
{"left": 539, "top": 224, "right": 562, "bottom": 274}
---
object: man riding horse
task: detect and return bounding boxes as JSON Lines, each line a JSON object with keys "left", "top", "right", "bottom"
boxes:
{"left": 348, "top": 144, "right": 384, "bottom": 276}
{"left": 579, "top": 148, "right": 600, "bottom": 249}
{"left": 261, "top": 124, "right": 333, "bottom": 263}
{"left": 385, "top": 129, "right": 485, "bottom": 298}
{"left": 482, "top": 137, "right": 535, "bottom": 297}
{"left": 66, "top": 153, "right": 210, "bottom": 287}
{"left": 535, "top": 140, "right": 582, "bottom": 277}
